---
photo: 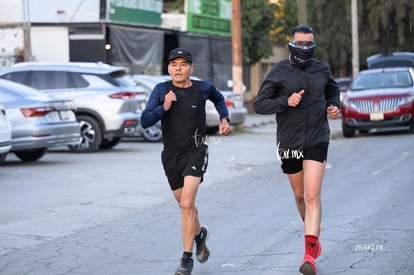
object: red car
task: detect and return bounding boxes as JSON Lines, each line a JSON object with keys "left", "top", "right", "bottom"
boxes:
{"left": 341, "top": 67, "right": 414, "bottom": 137}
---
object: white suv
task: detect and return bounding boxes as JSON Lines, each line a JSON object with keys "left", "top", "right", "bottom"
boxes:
{"left": 0, "top": 62, "right": 147, "bottom": 152}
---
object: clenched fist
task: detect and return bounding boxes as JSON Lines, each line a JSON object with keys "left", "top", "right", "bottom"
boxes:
{"left": 327, "top": 105, "right": 340, "bottom": 119}
{"left": 164, "top": 90, "right": 177, "bottom": 111}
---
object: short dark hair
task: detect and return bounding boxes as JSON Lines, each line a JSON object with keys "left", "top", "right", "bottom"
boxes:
{"left": 290, "top": 25, "right": 314, "bottom": 38}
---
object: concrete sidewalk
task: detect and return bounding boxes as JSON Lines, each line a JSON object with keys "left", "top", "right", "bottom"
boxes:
{"left": 243, "top": 113, "right": 275, "bottom": 129}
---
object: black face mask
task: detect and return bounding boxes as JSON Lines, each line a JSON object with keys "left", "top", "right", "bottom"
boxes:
{"left": 289, "top": 44, "right": 315, "bottom": 67}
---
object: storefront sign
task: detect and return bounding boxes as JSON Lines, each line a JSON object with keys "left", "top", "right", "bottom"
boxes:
{"left": 187, "top": 0, "right": 232, "bottom": 36}
{"left": 108, "top": 0, "right": 162, "bottom": 26}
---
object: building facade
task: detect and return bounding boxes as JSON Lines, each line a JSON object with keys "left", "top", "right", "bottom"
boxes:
{"left": 0, "top": 0, "right": 287, "bottom": 103}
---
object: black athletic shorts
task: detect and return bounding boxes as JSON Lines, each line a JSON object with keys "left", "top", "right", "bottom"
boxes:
{"left": 161, "top": 144, "right": 209, "bottom": 191}
{"left": 280, "top": 142, "right": 329, "bottom": 174}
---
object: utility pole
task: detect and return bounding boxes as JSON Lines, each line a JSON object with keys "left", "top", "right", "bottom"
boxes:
{"left": 296, "top": 0, "right": 307, "bottom": 25}
{"left": 22, "top": 0, "right": 32, "bottom": 61}
{"left": 231, "top": 0, "right": 243, "bottom": 94}
{"left": 351, "top": 0, "right": 359, "bottom": 78}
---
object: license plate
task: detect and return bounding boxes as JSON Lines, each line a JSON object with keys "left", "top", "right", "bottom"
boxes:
{"left": 59, "top": 110, "right": 75, "bottom": 121}
{"left": 370, "top": 112, "right": 384, "bottom": 121}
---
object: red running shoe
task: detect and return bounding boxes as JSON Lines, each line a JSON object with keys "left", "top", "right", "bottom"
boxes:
{"left": 315, "top": 240, "right": 321, "bottom": 259}
{"left": 299, "top": 254, "right": 316, "bottom": 275}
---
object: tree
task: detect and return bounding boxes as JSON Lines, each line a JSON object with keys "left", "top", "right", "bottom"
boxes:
{"left": 363, "top": 0, "right": 414, "bottom": 54}
{"left": 163, "top": 0, "right": 185, "bottom": 13}
{"left": 269, "top": 0, "right": 298, "bottom": 45}
{"left": 307, "top": 0, "right": 414, "bottom": 77}
{"left": 241, "top": 0, "right": 279, "bottom": 65}
{"left": 307, "top": 0, "right": 352, "bottom": 77}
{"left": 241, "top": 0, "right": 299, "bottom": 65}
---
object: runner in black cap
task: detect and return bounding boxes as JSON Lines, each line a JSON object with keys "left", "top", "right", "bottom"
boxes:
{"left": 141, "top": 48, "right": 231, "bottom": 275}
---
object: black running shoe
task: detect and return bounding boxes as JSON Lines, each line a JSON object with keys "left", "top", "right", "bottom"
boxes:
{"left": 175, "top": 257, "right": 193, "bottom": 275}
{"left": 195, "top": 226, "right": 210, "bottom": 263}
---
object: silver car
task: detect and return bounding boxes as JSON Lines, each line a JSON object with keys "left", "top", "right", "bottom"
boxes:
{"left": 0, "top": 62, "right": 146, "bottom": 152}
{"left": 0, "top": 79, "right": 80, "bottom": 162}
{"left": 0, "top": 103, "right": 12, "bottom": 163}
{"left": 220, "top": 90, "right": 247, "bottom": 126}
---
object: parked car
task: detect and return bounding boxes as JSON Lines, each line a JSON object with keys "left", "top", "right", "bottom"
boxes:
{"left": 0, "top": 103, "right": 12, "bottom": 163}
{"left": 219, "top": 90, "right": 247, "bottom": 125}
{"left": 0, "top": 62, "right": 147, "bottom": 152}
{"left": 367, "top": 52, "right": 414, "bottom": 69}
{"left": 0, "top": 79, "right": 80, "bottom": 162}
{"left": 341, "top": 67, "right": 414, "bottom": 137}
{"left": 335, "top": 77, "right": 352, "bottom": 103}
{"left": 132, "top": 74, "right": 246, "bottom": 137}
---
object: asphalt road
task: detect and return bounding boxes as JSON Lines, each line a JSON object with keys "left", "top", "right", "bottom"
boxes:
{"left": 0, "top": 120, "right": 413, "bottom": 274}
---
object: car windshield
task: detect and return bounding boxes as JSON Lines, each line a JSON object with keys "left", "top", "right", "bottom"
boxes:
{"left": 351, "top": 71, "right": 412, "bottom": 91}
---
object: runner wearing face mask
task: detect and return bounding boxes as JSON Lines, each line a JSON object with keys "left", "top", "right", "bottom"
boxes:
{"left": 254, "top": 25, "right": 340, "bottom": 275}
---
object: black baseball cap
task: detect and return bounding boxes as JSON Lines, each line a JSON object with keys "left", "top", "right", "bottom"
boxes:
{"left": 168, "top": 48, "right": 193, "bottom": 63}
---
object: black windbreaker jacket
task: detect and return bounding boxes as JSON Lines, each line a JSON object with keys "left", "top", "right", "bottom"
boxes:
{"left": 254, "top": 59, "right": 340, "bottom": 151}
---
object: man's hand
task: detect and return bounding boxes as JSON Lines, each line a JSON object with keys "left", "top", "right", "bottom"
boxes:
{"left": 288, "top": 89, "right": 305, "bottom": 107}
{"left": 163, "top": 90, "right": 177, "bottom": 111}
{"left": 327, "top": 105, "right": 340, "bottom": 119}
{"left": 219, "top": 119, "right": 231, "bottom": 136}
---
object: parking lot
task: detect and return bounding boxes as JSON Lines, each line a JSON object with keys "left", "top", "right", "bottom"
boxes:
{"left": 1, "top": 117, "right": 413, "bottom": 274}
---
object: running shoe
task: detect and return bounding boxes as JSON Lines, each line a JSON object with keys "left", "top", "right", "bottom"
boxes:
{"left": 315, "top": 240, "right": 321, "bottom": 259}
{"left": 195, "top": 226, "right": 210, "bottom": 263}
{"left": 299, "top": 254, "right": 316, "bottom": 275}
{"left": 175, "top": 257, "right": 193, "bottom": 275}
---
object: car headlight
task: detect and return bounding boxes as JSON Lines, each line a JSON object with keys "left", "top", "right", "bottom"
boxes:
{"left": 342, "top": 97, "right": 356, "bottom": 109}
{"left": 399, "top": 95, "right": 414, "bottom": 105}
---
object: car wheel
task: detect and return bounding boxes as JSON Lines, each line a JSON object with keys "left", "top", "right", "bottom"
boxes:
{"left": 142, "top": 124, "right": 162, "bottom": 142}
{"left": 342, "top": 123, "right": 355, "bottom": 138}
{"left": 14, "top": 148, "right": 47, "bottom": 162}
{"left": 99, "top": 137, "right": 121, "bottom": 150}
{"left": 68, "top": 115, "right": 102, "bottom": 152}
{"left": 0, "top": 153, "right": 7, "bottom": 164}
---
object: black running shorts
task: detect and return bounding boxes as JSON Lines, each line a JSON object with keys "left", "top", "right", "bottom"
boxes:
{"left": 161, "top": 144, "right": 209, "bottom": 190}
{"left": 280, "top": 142, "right": 329, "bottom": 174}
